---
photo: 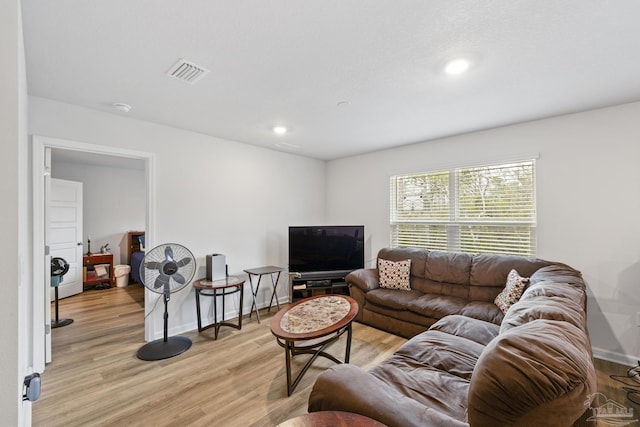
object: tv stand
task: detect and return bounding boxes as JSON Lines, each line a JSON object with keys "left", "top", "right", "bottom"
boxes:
{"left": 289, "top": 272, "right": 350, "bottom": 303}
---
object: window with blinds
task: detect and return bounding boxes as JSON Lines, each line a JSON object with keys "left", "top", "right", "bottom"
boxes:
{"left": 390, "top": 160, "right": 536, "bottom": 256}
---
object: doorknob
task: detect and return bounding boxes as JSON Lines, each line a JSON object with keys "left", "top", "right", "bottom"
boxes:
{"left": 77, "top": 242, "right": 83, "bottom": 246}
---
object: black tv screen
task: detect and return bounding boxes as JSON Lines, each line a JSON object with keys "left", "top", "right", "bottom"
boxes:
{"left": 288, "top": 225, "right": 364, "bottom": 275}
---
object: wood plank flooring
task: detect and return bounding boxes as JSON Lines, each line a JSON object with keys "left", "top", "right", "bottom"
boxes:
{"left": 34, "top": 286, "right": 405, "bottom": 427}
{"left": 34, "top": 286, "right": 640, "bottom": 426}
{"left": 585, "top": 358, "right": 640, "bottom": 426}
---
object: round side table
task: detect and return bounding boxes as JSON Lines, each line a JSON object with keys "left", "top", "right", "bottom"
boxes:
{"left": 277, "top": 411, "right": 386, "bottom": 427}
{"left": 193, "top": 276, "right": 245, "bottom": 339}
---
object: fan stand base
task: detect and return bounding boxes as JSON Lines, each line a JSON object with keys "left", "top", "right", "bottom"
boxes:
{"left": 51, "top": 318, "right": 74, "bottom": 328}
{"left": 52, "top": 286, "right": 73, "bottom": 328}
{"left": 136, "top": 336, "right": 192, "bottom": 361}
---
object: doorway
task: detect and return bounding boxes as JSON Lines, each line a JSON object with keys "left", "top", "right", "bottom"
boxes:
{"left": 32, "top": 135, "right": 156, "bottom": 371}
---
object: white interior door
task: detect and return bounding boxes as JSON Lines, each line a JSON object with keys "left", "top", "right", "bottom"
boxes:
{"left": 49, "top": 178, "right": 83, "bottom": 300}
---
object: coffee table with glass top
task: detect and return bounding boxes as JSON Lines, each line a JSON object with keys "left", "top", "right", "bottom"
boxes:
{"left": 270, "top": 294, "right": 358, "bottom": 396}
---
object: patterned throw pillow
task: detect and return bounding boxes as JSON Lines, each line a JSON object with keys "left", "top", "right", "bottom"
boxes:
{"left": 378, "top": 258, "right": 411, "bottom": 290}
{"left": 494, "top": 269, "right": 529, "bottom": 314}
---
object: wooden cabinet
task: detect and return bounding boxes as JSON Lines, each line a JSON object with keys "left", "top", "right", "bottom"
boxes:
{"left": 127, "top": 231, "right": 144, "bottom": 265}
{"left": 83, "top": 253, "right": 114, "bottom": 289}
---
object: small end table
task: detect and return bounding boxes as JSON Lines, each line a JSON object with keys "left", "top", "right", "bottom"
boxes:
{"left": 244, "top": 265, "right": 285, "bottom": 323}
{"left": 193, "top": 276, "right": 245, "bottom": 340}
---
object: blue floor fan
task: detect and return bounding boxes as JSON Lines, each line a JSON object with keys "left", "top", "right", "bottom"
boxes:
{"left": 137, "top": 243, "right": 196, "bottom": 361}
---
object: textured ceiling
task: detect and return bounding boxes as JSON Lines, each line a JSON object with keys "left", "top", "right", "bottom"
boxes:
{"left": 21, "top": 1, "right": 640, "bottom": 160}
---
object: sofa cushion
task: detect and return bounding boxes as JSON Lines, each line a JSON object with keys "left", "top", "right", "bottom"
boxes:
{"left": 529, "top": 263, "right": 583, "bottom": 287}
{"left": 500, "top": 296, "right": 586, "bottom": 333}
{"left": 392, "top": 330, "right": 486, "bottom": 381}
{"left": 366, "top": 288, "right": 424, "bottom": 311}
{"left": 377, "top": 247, "right": 427, "bottom": 278}
{"left": 522, "top": 280, "right": 586, "bottom": 308}
{"left": 378, "top": 258, "right": 411, "bottom": 290}
{"left": 364, "top": 307, "right": 435, "bottom": 337}
{"left": 407, "top": 294, "right": 467, "bottom": 319}
{"left": 494, "top": 269, "right": 529, "bottom": 314}
{"left": 408, "top": 277, "right": 445, "bottom": 295}
{"left": 425, "top": 251, "right": 472, "bottom": 285}
{"left": 430, "top": 314, "right": 500, "bottom": 346}
{"left": 308, "top": 364, "right": 470, "bottom": 427}
{"left": 470, "top": 253, "right": 550, "bottom": 286}
{"left": 468, "top": 284, "right": 504, "bottom": 303}
{"left": 370, "top": 354, "right": 471, "bottom": 423}
{"left": 458, "top": 301, "right": 504, "bottom": 324}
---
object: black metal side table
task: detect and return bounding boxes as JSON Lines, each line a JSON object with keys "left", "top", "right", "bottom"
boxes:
{"left": 244, "top": 266, "right": 285, "bottom": 323}
{"left": 193, "top": 276, "right": 245, "bottom": 339}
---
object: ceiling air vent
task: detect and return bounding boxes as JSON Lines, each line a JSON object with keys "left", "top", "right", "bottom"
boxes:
{"left": 166, "top": 59, "right": 209, "bottom": 84}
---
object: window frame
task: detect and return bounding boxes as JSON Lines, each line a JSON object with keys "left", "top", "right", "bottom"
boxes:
{"left": 390, "top": 159, "right": 537, "bottom": 256}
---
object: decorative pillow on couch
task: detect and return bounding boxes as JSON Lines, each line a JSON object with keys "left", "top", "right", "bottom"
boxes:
{"left": 494, "top": 269, "right": 529, "bottom": 313}
{"left": 378, "top": 258, "right": 411, "bottom": 290}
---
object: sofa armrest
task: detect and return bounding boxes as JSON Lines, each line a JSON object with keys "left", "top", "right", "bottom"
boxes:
{"left": 309, "top": 364, "right": 468, "bottom": 427}
{"left": 468, "top": 320, "right": 596, "bottom": 426}
{"left": 345, "top": 268, "right": 379, "bottom": 292}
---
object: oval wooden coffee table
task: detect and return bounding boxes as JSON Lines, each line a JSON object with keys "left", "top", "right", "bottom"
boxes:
{"left": 277, "top": 411, "right": 386, "bottom": 427}
{"left": 270, "top": 294, "right": 358, "bottom": 396}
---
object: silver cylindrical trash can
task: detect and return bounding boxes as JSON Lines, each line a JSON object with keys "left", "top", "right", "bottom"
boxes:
{"left": 114, "top": 264, "right": 131, "bottom": 287}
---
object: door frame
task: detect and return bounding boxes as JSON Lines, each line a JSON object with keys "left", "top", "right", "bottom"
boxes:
{"left": 32, "top": 135, "right": 156, "bottom": 372}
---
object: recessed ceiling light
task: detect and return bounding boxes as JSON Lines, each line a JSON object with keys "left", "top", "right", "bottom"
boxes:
{"left": 273, "top": 126, "right": 288, "bottom": 135}
{"left": 444, "top": 58, "right": 471, "bottom": 76}
{"left": 113, "top": 103, "right": 132, "bottom": 113}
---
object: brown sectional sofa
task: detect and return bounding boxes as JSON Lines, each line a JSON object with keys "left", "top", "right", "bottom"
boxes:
{"left": 308, "top": 247, "right": 596, "bottom": 426}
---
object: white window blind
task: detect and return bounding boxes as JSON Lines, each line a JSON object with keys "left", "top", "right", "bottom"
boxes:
{"left": 390, "top": 160, "right": 536, "bottom": 256}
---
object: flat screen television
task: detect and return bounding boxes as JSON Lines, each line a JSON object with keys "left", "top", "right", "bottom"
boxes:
{"left": 288, "top": 225, "right": 364, "bottom": 278}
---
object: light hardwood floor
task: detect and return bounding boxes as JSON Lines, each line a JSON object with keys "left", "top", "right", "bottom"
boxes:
{"left": 35, "top": 286, "right": 640, "bottom": 427}
{"left": 34, "top": 286, "right": 405, "bottom": 427}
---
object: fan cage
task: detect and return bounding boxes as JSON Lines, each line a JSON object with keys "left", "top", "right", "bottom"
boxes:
{"left": 140, "top": 244, "right": 196, "bottom": 294}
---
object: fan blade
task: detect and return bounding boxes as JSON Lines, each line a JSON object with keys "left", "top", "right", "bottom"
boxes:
{"left": 154, "top": 274, "right": 170, "bottom": 289}
{"left": 176, "top": 257, "right": 191, "bottom": 268}
{"left": 165, "top": 246, "right": 174, "bottom": 261}
{"left": 172, "top": 272, "right": 186, "bottom": 285}
{"left": 145, "top": 261, "right": 162, "bottom": 270}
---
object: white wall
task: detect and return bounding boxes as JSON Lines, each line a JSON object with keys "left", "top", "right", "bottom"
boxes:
{"left": 1, "top": 0, "right": 29, "bottom": 425}
{"left": 52, "top": 161, "right": 146, "bottom": 265}
{"left": 29, "top": 96, "right": 326, "bottom": 339}
{"left": 17, "top": 4, "right": 32, "bottom": 423}
{"left": 327, "top": 102, "right": 640, "bottom": 364}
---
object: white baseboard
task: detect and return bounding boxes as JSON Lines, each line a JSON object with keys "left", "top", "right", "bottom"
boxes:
{"left": 159, "top": 295, "right": 290, "bottom": 340}
{"left": 592, "top": 346, "right": 639, "bottom": 366}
